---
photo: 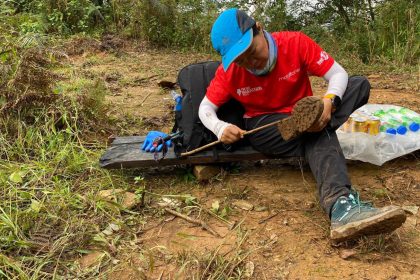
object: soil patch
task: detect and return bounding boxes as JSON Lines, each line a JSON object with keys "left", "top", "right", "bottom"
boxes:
{"left": 64, "top": 40, "right": 419, "bottom": 279}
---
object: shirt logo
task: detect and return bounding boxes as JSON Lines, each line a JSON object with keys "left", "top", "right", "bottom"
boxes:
{"left": 317, "top": 51, "right": 329, "bottom": 65}
{"left": 278, "top": 68, "right": 301, "bottom": 81}
{"left": 236, "top": 86, "right": 263, "bottom": 97}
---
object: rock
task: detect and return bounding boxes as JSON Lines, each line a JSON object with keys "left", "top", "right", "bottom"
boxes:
{"left": 102, "top": 223, "right": 121, "bottom": 236}
{"left": 157, "top": 197, "right": 181, "bottom": 208}
{"left": 339, "top": 249, "right": 357, "bottom": 260}
{"left": 243, "top": 261, "right": 255, "bottom": 278}
{"left": 78, "top": 251, "right": 105, "bottom": 269}
{"left": 254, "top": 206, "right": 268, "bottom": 212}
{"left": 270, "top": 233, "right": 278, "bottom": 242}
{"left": 98, "top": 189, "right": 138, "bottom": 209}
{"left": 232, "top": 200, "right": 254, "bottom": 211}
{"left": 193, "top": 165, "right": 220, "bottom": 181}
{"left": 109, "top": 223, "right": 120, "bottom": 232}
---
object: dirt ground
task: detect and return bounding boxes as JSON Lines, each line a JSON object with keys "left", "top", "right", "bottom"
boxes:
{"left": 68, "top": 38, "right": 419, "bottom": 279}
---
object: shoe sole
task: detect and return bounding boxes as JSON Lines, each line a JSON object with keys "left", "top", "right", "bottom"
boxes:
{"left": 330, "top": 206, "right": 406, "bottom": 244}
{"left": 277, "top": 96, "right": 324, "bottom": 141}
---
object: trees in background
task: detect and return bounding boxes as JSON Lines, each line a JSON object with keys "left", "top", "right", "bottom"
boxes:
{"left": 286, "top": 0, "right": 418, "bottom": 64}
{"left": 1, "top": 0, "right": 418, "bottom": 65}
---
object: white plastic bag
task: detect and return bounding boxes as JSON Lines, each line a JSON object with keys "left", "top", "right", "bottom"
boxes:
{"left": 337, "top": 104, "right": 420, "bottom": 165}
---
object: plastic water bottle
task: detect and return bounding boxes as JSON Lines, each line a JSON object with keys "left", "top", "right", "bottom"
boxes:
{"left": 170, "top": 90, "right": 182, "bottom": 112}
{"left": 374, "top": 110, "right": 407, "bottom": 135}
{"left": 395, "top": 108, "right": 420, "bottom": 132}
{"left": 399, "top": 108, "right": 420, "bottom": 122}
{"left": 386, "top": 109, "right": 419, "bottom": 132}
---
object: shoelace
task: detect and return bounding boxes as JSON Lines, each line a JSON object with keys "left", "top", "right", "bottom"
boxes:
{"left": 348, "top": 191, "right": 373, "bottom": 213}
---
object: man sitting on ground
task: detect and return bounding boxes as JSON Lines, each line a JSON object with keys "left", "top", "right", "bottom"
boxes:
{"left": 198, "top": 8, "right": 406, "bottom": 242}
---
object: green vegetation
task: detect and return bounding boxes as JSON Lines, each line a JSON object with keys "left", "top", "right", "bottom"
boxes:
{"left": 0, "top": 0, "right": 418, "bottom": 278}
{"left": 1, "top": 0, "right": 418, "bottom": 64}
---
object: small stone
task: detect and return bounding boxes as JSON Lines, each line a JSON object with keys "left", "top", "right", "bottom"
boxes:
{"left": 232, "top": 200, "right": 254, "bottom": 211}
{"left": 243, "top": 261, "right": 255, "bottom": 278}
{"left": 193, "top": 165, "right": 220, "bottom": 181}
{"left": 98, "top": 189, "right": 138, "bottom": 209}
{"left": 283, "top": 219, "right": 289, "bottom": 226}
{"left": 270, "top": 233, "right": 278, "bottom": 241}
{"left": 109, "top": 223, "right": 120, "bottom": 232}
{"left": 121, "top": 192, "right": 137, "bottom": 209}
{"left": 254, "top": 206, "right": 268, "bottom": 212}
{"left": 157, "top": 197, "right": 181, "bottom": 208}
{"left": 339, "top": 249, "right": 357, "bottom": 260}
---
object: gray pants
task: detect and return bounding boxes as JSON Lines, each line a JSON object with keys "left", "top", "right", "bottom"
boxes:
{"left": 244, "top": 76, "right": 371, "bottom": 216}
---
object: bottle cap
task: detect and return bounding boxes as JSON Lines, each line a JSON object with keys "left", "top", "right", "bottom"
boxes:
{"left": 170, "top": 90, "right": 181, "bottom": 100}
{"left": 396, "top": 125, "right": 407, "bottom": 135}
{"left": 386, "top": 128, "right": 397, "bottom": 135}
{"left": 409, "top": 122, "right": 419, "bottom": 132}
{"left": 174, "top": 96, "right": 182, "bottom": 111}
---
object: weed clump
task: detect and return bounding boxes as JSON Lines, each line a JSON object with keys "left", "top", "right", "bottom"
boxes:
{"left": 0, "top": 44, "right": 111, "bottom": 140}
{"left": 0, "top": 48, "right": 58, "bottom": 114}
{"left": 0, "top": 42, "right": 119, "bottom": 278}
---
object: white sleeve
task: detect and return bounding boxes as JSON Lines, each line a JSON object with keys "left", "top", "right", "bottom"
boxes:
{"left": 198, "top": 96, "right": 231, "bottom": 140}
{"left": 323, "top": 61, "right": 348, "bottom": 99}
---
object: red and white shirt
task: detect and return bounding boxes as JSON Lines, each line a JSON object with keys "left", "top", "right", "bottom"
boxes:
{"left": 206, "top": 31, "right": 335, "bottom": 117}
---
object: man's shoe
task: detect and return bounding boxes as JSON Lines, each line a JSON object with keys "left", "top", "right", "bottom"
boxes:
{"left": 330, "top": 192, "right": 406, "bottom": 243}
{"left": 277, "top": 96, "right": 324, "bottom": 141}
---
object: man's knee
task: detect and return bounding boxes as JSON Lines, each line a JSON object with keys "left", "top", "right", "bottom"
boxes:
{"left": 348, "top": 76, "right": 370, "bottom": 104}
{"left": 347, "top": 76, "right": 370, "bottom": 109}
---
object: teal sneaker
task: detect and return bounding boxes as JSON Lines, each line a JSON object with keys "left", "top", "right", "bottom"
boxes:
{"left": 330, "top": 192, "right": 406, "bottom": 243}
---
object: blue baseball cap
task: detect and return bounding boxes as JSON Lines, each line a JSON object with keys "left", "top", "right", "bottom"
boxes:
{"left": 211, "top": 8, "right": 256, "bottom": 71}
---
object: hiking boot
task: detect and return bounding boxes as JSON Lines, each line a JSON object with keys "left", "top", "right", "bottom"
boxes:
{"left": 277, "top": 96, "right": 324, "bottom": 141}
{"left": 330, "top": 192, "right": 406, "bottom": 243}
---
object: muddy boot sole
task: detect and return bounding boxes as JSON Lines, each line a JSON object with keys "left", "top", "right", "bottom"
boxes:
{"left": 330, "top": 206, "right": 406, "bottom": 244}
{"left": 277, "top": 96, "right": 324, "bottom": 141}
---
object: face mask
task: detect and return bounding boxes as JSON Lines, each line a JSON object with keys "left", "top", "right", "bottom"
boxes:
{"left": 248, "top": 30, "right": 277, "bottom": 76}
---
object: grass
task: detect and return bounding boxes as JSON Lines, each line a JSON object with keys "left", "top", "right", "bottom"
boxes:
{"left": 0, "top": 42, "right": 140, "bottom": 277}
{"left": 0, "top": 117, "right": 115, "bottom": 278}
{"left": 171, "top": 227, "right": 252, "bottom": 279}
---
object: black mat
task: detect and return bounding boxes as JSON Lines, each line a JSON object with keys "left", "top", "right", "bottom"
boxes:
{"left": 99, "top": 136, "right": 276, "bottom": 169}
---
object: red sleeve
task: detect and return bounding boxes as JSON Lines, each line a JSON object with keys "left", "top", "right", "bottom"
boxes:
{"left": 298, "top": 32, "right": 334, "bottom": 77}
{"left": 206, "top": 65, "right": 232, "bottom": 107}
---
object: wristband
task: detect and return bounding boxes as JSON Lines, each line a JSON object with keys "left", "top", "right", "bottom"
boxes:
{"left": 323, "top": 93, "right": 341, "bottom": 112}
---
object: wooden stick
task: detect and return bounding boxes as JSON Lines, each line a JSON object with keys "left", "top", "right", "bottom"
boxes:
{"left": 180, "top": 119, "right": 284, "bottom": 157}
{"left": 140, "top": 91, "right": 153, "bottom": 106}
{"left": 164, "top": 208, "right": 221, "bottom": 238}
{"left": 258, "top": 211, "right": 279, "bottom": 224}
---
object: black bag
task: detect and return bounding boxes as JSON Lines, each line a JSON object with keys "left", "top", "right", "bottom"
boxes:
{"left": 173, "top": 61, "right": 246, "bottom": 156}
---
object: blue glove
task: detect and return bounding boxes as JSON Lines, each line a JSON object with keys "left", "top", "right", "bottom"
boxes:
{"left": 141, "top": 131, "right": 172, "bottom": 152}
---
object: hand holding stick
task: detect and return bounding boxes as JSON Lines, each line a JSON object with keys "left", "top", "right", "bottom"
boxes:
{"left": 180, "top": 118, "right": 284, "bottom": 157}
